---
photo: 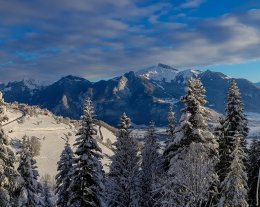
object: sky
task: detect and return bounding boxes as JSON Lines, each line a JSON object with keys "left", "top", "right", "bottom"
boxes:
{"left": 1, "top": 0, "right": 260, "bottom": 83}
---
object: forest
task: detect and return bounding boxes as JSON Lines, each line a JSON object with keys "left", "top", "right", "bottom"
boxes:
{"left": 0, "top": 78, "right": 258, "bottom": 207}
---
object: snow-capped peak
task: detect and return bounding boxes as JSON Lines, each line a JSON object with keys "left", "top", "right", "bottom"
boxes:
{"left": 136, "top": 63, "right": 179, "bottom": 82}
{"left": 136, "top": 64, "right": 203, "bottom": 83}
{"left": 22, "top": 78, "right": 47, "bottom": 90}
{"left": 199, "top": 70, "right": 233, "bottom": 81}
{"left": 176, "top": 69, "right": 202, "bottom": 80}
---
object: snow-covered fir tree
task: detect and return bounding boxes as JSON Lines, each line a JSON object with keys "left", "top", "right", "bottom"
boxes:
{"left": 141, "top": 121, "right": 161, "bottom": 207}
{"left": 68, "top": 98, "right": 105, "bottom": 207}
{"left": 0, "top": 92, "right": 22, "bottom": 207}
{"left": 247, "top": 139, "right": 260, "bottom": 206}
{"left": 18, "top": 136, "right": 42, "bottom": 207}
{"left": 166, "top": 105, "right": 176, "bottom": 140}
{"left": 55, "top": 138, "right": 74, "bottom": 207}
{"left": 163, "top": 105, "right": 176, "bottom": 171}
{"left": 106, "top": 113, "right": 141, "bottom": 207}
{"left": 218, "top": 80, "right": 248, "bottom": 184}
{"left": 218, "top": 132, "right": 248, "bottom": 207}
{"left": 41, "top": 180, "right": 55, "bottom": 207}
{"left": 154, "top": 105, "right": 177, "bottom": 206}
{"left": 161, "top": 78, "right": 219, "bottom": 207}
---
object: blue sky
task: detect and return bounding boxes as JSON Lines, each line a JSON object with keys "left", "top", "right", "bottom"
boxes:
{"left": 1, "top": 0, "right": 260, "bottom": 82}
{"left": 198, "top": 61, "right": 260, "bottom": 82}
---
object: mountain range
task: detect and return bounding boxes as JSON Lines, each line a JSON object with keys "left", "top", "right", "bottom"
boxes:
{"left": 1, "top": 63, "right": 260, "bottom": 126}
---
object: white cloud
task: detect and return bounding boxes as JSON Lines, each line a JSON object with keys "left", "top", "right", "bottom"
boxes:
{"left": 1, "top": 1, "right": 260, "bottom": 82}
{"left": 180, "top": 0, "right": 206, "bottom": 8}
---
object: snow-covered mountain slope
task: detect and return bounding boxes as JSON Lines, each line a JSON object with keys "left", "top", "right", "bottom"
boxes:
{"left": 2, "top": 64, "right": 260, "bottom": 126}
{"left": 135, "top": 63, "right": 202, "bottom": 83}
{"left": 3, "top": 79, "right": 42, "bottom": 92}
{"left": 2, "top": 104, "right": 116, "bottom": 178}
{"left": 175, "top": 69, "right": 202, "bottom": 83}
{"left": 136, "top": 63, "right": 179, "bottom": 82}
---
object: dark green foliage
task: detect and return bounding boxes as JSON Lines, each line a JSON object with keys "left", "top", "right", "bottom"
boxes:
{"left": 55, "top": 140, "right": 74, "bottom": 207}
{"left": 217, "top": 80, "right": 248, "bottom": 184}
{"left": 68, "top": 99, "right": 104, "bottom": 207}
{"left": 141, "top": 122, "right": 161, "bottom": 207}
{"left": 106, "top": 113, "right": 141, "bottom": 207}
{"left": 18, "top": 136, "right": 42, "bottom": 206}
{"left": 248, "top": 139, "right": 260, "bottom": 206}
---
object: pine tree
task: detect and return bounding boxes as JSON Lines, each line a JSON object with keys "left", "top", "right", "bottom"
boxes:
{"left": 0, "top": 92, "right": 22, "bottom": 207}
{"left": 106, "top": 113, "right": 141, "bottom": 207}
{"left": 218, "top": 80, "right": 248, "bottom": 184}
{"left": 166, "top": 105, "right": 176, "bottom": 140}
{"left": 153, "top": 105, "right": 177, "bottom": 206}
{"left": 247, "top": 139, "right": 260, "bottom": 206}
{"left": 141, "top": 121, "right": 160, "bottom": 207}
{"left": 55, "top": 139, "right": 74, "bottom": 207}
{"left": 68, "top": 98, "right": 105, "bottom": 207}
{"left": 161, "top": 78, "right": 219, "bottom": 206}
{"left": 18, "top": 136, "right": 42, "bottom": 207}
{"left": 218, "top": 132, "right": 248, "bottom": 207}
{"left": 41, "top": 181, "right": 55, "bottom": 207}
{"left": 163, "top": 105, "right": 177, "bottom": 171}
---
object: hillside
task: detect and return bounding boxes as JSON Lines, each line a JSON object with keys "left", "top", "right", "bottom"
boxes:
{"left": 2, "top": 103, "right": 116, "bottom": 178}
{"left": 2, "top": 101, "right": 259, "bottom": 180}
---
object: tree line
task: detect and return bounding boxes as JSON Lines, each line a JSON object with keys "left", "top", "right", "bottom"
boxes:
{"left": 0, "top": 78, "right": 260, "bottom": 207}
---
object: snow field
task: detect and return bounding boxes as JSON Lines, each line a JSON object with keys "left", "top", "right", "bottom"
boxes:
{"left": 3, "top": 107, "right": 116, "bottom": 177}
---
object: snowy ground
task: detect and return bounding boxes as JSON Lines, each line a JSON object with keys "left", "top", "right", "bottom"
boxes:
{"left": 3, "top": 106, "right": 115, "bottom": 178}
{"left": 3, "top": 104, "right": 260, "bottom": 179}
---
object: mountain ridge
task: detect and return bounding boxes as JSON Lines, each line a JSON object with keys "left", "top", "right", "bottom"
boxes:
{"left": 1, "top": 64, "right": 260, "bottom": 126}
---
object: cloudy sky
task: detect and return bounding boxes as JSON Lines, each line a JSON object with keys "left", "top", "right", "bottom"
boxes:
{"left": 1, "top": 0, "right": 260, "bottom": 83}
